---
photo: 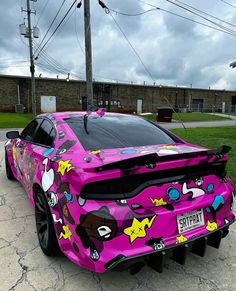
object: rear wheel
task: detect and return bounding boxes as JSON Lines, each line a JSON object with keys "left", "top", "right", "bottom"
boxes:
{"left": 5, "top": 151, "right": 15, "bottom": 180}
{"left": 35, "top": 189, "right": 61, "bottom": 256}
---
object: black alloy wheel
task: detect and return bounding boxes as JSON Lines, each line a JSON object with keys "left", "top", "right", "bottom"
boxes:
{"left": 35, "top": 189, "right": 61, "bottom": 256}
{"left": 5, "top": 151, "right": 15, "bottom": 180}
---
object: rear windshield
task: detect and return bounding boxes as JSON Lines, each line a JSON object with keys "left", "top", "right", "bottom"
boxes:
{"left": 65, "top": 115, "right": 177, "bottom": 150}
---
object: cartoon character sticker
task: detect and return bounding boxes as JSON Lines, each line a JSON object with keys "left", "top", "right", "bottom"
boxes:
{"left": 57, "top": 182, "right": 74, "bottom": 202}
{"left": 42, "top": 158, "right": 54, "bottom": 192}
{"left": 47, "top": 192, "right": 58, "bottom": 207}
{"left": 76, "top": 206, "right": 117, "bottom": 261}
{"left": 52, "top": 213, "right": 62, "bottom": 224}
{"left": 59, "top": 199, "right": 75, "bottom": 225}
{"left": 206, "top": 221, "right": 218, "bottom": 231}
{"left": 123, "top": 215, "right": 156, "bottom": 244}
{"left": 182, "top": 182, "right": 205, "bottom": 199}
{"left": 52, "top": 140, "right": 77, "bottom": 161}
{"left": 59, "top": 225, "right": 72, "bottom": 240}
{"left": 145, "top": 237, "right": 165, "bottom": 251}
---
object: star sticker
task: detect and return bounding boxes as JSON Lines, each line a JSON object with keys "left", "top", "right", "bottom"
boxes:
{"left": 150, "top": 198, "right": 167, "bottom": 206}
{"left": 57, "top": 160, "right": 75, "bottom": 176}
{"left": 124, "top": 215, "right": 156, "bottom": 244}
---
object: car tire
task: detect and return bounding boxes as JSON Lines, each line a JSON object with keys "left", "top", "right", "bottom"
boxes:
{"left": 35, "top": 189, "right": 61, "bottom": 256}
{"left": 5, "top": 151, "right": 15, "bottom": 180}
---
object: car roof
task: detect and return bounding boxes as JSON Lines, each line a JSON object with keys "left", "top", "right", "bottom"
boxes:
{"left": 38, "top": 111, "right": 135, "bottom": 122}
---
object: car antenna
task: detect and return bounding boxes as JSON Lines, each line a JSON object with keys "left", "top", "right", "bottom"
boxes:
{"left": 83, "top": 107, "right": 105, "bottom": 134}
{"left": 83, "top": 113, "right": 89, "bottom": 134}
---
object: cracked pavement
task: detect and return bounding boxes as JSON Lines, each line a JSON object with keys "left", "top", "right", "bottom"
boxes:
{"left": 0, "top": 140, "right": 236, "bottom": 291}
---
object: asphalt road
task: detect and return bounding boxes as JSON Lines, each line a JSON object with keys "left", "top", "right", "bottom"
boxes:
{"left": 0, "top": 141, "right": 236, "bottom": 291}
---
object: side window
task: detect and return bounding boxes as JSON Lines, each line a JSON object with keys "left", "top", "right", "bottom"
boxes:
{"left": 33, "top": 119, "right": 55, "bottom": 147}
{"left": 21, "top": 119, "right": 41, "bottom": 142}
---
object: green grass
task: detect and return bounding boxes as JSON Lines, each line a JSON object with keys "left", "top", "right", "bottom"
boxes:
{"left": 171, "top": 127, "right": 236, "bottom": 184}
{"left": 0, "top": 113, "right": 32, "bottom": 128}
{"left": 141, "top": 113, "right": 231, "bottom": 122}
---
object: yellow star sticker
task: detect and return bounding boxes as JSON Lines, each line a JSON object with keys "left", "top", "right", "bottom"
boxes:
{"left": 124, "top": 215, "right": 156, "bottom": 244}
{"left": 59, "top": 225, "right": 72, "bottom": 240}
{"left": 12, "top": 144, "right": 17, "bottom": 161}
{"left": 150, "top": 198, "right": 167, "bottom": 206}
{"left": 176, "top": 235, "right": 188, "bottom": 244}
{"left": 57, "top": 160, "right": 75, "bottom": 176}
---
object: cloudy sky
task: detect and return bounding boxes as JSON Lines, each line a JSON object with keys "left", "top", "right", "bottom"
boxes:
{"left": 1, "top": 0, "right": 236, "bottom": 89}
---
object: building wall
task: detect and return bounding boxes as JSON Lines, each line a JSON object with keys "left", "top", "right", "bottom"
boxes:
{"left": 0, "top": 75, "right": 235, "bottom": 113}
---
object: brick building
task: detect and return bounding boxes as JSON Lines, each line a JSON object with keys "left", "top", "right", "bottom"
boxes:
{"left": 0, "top": 74, "right": 236, "bottom": 113}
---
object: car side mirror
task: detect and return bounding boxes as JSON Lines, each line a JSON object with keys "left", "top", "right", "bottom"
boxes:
{"left": 6, "top": 131, "right": 20, "bottom": 139}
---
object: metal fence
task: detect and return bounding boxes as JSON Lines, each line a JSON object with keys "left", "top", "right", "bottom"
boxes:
{"left": 175, "top": 105, "right": 236, "bottom": 114}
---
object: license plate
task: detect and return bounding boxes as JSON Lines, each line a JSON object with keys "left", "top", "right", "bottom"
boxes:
{"left": 177, "top": 209, "right": 205, "bottom": 234}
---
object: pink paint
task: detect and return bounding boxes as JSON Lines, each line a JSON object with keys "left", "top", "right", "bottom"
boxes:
{"left": 5, "top": 112, "right": 235, "bottom": 273}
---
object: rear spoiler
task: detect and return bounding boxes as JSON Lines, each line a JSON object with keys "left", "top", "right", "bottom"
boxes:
{"left": 94, "top": 145, "right": 231, "bottom": 172}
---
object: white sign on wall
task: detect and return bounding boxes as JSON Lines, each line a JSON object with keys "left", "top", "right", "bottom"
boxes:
{"left": 41, "top": 96, "right": 56, "bottom": 113}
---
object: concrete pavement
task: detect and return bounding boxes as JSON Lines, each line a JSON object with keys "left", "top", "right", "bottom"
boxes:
{"left": 1, "top": 141, "right": 236, "bottom": 290}
{"left": 160, "top": 120, "right": 236, "bottom": 130}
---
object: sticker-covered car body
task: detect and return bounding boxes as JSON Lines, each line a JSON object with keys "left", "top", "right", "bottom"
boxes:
{"left": 5, "top": 111, "right": 235, "bottom": 273}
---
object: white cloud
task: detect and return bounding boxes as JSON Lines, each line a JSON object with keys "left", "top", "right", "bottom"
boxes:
{"left": 1, "top": 0, "right": 236, "bottom": 89}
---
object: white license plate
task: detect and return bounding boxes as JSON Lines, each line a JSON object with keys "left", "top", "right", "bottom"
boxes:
{"left": 177, "top": 209, "right": 205, "bottom": 234}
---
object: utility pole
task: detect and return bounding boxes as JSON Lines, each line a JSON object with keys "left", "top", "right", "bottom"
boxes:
{"left": 26, "top": 0, "right": 36, "bottom": 118}
{"left": 84, "top": 0, "right": 94, "bottom": 110}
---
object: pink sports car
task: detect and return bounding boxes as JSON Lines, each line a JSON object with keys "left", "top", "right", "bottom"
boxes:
{"left": 4, "top": 111, "right": 235, "bottom": 274}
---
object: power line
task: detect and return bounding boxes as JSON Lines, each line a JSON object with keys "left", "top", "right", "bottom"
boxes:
{"left": 36, "top": 0, "right": 50, "bottom": 25}
{"left": 34, "top": 0, "right": 66, "bottom": 55}
{"left": 74, "top": 8, "right": 85, "bottom": 55}
{"left": 109, "top": 7, "right": 159, "bottom": 17}
{"left": 137, "top": 0, "right": 236, "bottom": 38}
{"left": 163, "top": 0, "right": 236, "bottom": 36}
{"left": 219, "top": 0, "right": 236, "bottom": 9}
{"left": 40, "top": 5, "right": 77, "bottom": 54}
{"left": 35, "top": 0, "right": 77, "bottom": 59}
{"left": 99, "top": 1, "right": 186, "bottom": 128}
{"left": 171, "top": 0, "right": 236, "bottom": 29}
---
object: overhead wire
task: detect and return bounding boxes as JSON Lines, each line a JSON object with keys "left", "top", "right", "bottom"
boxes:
{"left": 74, "top": 8, "right": 85, "bottom": 56}
{"left": 34, "top": 0, "right": 66, "bottom": 55}
{"left": 35, "top": 0, "right": 77, "bottom": 59}
{"left": 162, "top": 0, "right": 236, "bottom": 36}
{"left": 40, "top": 5, "right": 77, "bottom": 54}
{"left": 219, "top": 0, "right": 236, "bottom": 9}
{"left": 171, "top": 0, "right": 236, "bottom": 29}
{"left": 137, "top": 0, "right": 236, "bottom": 38}
{"left": 99, "top": 1, "right": 186, "bottom": 128}
{"left": 36, "top": 0, "right": 50, "bottom": 25}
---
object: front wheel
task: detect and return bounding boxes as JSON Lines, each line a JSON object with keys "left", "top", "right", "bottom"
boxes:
{"left": 35, "top": 189, "right": 61, "bottom": 256}
{"left": 5, "top": 151, "right": 15, "bottom": 180}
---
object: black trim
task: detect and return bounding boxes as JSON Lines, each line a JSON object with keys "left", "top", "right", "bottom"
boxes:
{"left": 105, "top": 219, "right": 235, "bottom": 271}
{"left": 95, "top": 145, "right": 230, "bottom": 172}
{"left": 80, "top": 161, "right": 227, "bottom": 200}
{"left": 20, "top": 116, "right": 56, "bottom": 148}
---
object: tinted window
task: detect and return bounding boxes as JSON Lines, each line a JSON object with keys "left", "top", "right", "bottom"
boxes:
{"left": 65, "top": 116, "right": 177, "bottom": 150}
{"left": 33, "top": 119, "right": 55, "bottom": 146}
{"left": 21, "top": 119, "right": 41, "bottom": 142}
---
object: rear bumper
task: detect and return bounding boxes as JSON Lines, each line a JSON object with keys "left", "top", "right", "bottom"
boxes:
{"left": 105, "top": 218, "right": 235, "bottom": 272}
